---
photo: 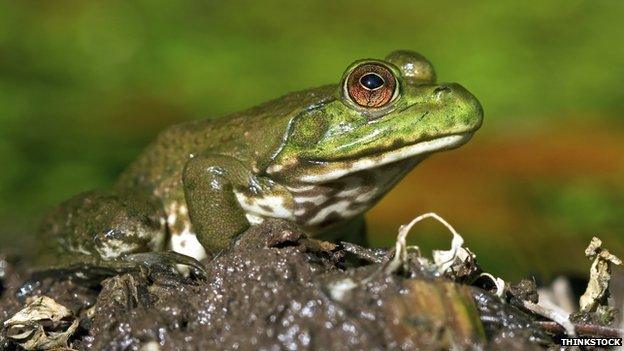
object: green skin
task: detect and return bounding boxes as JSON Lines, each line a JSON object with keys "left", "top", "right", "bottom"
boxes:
{"left": 37, "top": 50, "right": 483, "bottom": 273}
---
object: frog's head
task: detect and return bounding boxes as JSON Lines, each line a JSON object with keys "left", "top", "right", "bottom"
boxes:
{"left": 267, "top": 50, "right": 483, "bottom": 184}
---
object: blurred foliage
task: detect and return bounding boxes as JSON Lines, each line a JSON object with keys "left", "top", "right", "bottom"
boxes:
{"left": 0, "top": 0, "right": 623, "bottom": 278}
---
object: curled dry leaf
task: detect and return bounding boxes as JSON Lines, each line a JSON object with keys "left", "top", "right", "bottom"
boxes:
{"left": 385, "top": 212, "right": 463, "bottom": 275}
{"left": 579, "top": 237, "right": 622, "bottom": 313}
{"left": 2, "top": 295, "right": 78, "bottom": 350}
{"left": 384, "top": 212, "right": 506, "bottom": 296}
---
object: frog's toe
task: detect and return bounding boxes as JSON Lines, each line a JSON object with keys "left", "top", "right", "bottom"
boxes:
{"left": 122, "top": 251, "right": 207, "bottom": 281}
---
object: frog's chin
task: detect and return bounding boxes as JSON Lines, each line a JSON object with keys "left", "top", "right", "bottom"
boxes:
{"left": 295, "top": 133, "right": 473, "bottom": 183}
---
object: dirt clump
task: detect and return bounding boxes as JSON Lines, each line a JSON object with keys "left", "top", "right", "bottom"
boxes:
{"left": 0, "top": 220, "right": 580, "bottom": 350}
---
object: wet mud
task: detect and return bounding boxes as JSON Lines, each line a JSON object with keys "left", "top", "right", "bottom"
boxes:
{"left": 0, "top": 220, "right": 610, "bottom": 350}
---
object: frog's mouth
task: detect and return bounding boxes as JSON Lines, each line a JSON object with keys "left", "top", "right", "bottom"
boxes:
{"left": 293, "top": 132, "right": 473, "bottom": 183}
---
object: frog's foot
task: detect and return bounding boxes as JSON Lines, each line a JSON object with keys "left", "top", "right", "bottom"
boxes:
{"left": 122, "top": 251, "right": 207, "bottom": 281}
{"left": 28, "top": 251, "right": 207, "bottom": 288}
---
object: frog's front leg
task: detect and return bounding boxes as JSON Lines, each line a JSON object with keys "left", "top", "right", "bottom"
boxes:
{"left": 182, "top": 154, "right": 256, "bottom": 253}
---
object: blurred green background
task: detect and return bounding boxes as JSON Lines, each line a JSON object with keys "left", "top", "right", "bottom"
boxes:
{"left": 1, "top": 0, "right": 623, "bottom": 280}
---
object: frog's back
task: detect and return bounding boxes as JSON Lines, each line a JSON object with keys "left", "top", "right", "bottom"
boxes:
{"left": 115, "top": 85, "right": 336, "bottom": 200}
{"left": 115, "top": 119, "right": 210, "bottom": 198}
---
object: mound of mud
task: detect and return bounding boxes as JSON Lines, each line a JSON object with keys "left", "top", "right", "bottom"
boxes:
{"left": 0, "top": 220, "right": 618, "bottom": 350}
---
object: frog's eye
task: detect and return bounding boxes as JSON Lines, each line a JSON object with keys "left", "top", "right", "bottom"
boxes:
{"left": 345, "top": 63, "right": 397, "bottom": 108}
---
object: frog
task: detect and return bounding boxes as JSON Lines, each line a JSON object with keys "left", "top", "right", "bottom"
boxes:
{"left": 36, "top": 50, "right": 483, "bottom": 275}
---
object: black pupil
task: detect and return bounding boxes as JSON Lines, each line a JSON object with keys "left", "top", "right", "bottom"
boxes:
{"left": 359, "top": 73, "right": 384, "bottom": 90}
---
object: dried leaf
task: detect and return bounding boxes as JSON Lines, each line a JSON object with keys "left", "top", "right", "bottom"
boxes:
{"left": 3, "top": 296, "right": 78, "bottom": 350}
{"left": 579, "top": 237, "right": 622, "bottom": 313}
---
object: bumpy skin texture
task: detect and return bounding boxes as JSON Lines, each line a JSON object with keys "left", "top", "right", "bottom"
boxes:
{"left": 38, "top": 50, "right": 483, "bottom": 269}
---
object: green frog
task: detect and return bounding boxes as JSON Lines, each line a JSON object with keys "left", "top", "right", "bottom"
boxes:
{"left": 37, "top": 50, "right": 483, "bottom": 274}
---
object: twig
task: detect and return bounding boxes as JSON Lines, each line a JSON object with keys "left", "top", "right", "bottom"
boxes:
{"left": 536, "top": 321, "right": 624, "bottom": 338}
{"left": 340, "top": 242, "right": 387, "bottom": 264}
{"left": 522, "top": 300, "right": 576, "bottom": 336}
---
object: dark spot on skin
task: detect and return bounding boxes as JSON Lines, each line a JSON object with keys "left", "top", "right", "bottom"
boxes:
{"left": 259, "top": 204, "right": 273, "bottom": 213}
{"left": 328, "top": 181, "right": 347, "bottom": 192}
{"left": 433, "top": 85, "right": 451, "bottom": 95}
{"left": 358, "top": 184, "right": 375, "bottom": 196}
{"left": 297, "top": 201, "right": 317, "bottom": 211}
{"left": 389, "top": 139, "right": 406, "bottom": 150}
{"left": 354, "top": 170, "right": 375, "bottom": 187}
{"left": 318, "top": 211, "right": 344, "bottom": 228}
{"left": 293, "top": 188, "right": 320, "bottom": 198}
{"left": 296, "top": 206, "right": 321, "bottom": 222}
